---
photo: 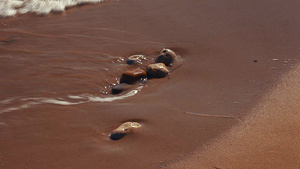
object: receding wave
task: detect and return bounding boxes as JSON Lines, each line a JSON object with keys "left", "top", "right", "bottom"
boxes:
{"left": 0, "top": 86, "right": 143, "bottom": 114}
{"left": 0, "top": 0, "right": 104, "bottom": 17}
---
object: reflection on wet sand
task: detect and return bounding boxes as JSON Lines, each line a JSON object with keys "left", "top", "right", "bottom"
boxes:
{"left": 1, "top": 0, "right": 300, "bottom": 168}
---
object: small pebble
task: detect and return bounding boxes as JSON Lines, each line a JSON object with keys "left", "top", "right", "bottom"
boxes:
{"left": 254, "top": 60, "right": 258, "bottom": 62}
{"left": 109, "top": 122, "right": 141, "bottom": 140}
{"left": 120, "top": 68, "right": 147, "bottom": 84}
{"left": 155, "top": 48, "right": 177, "bottom": 66}
{"left": 146, "top": 63, "right": 170, "bottom": 78}
{"left": 126, "top": 55, "right": 145, "bottom": 65}
{"left": 111, "top": 83, "right": 134, "bottom": 94}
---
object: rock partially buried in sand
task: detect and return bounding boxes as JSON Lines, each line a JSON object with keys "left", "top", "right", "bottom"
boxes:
{"left": 155, "top": 48, "right": 177, "bottom": 66}
{"left": 147, "top": 63, "right": 170, "bottom": 78}
{"left": 120, "top": 68, "right": 147, "bottom": 84}
{"left": 111, "top": 83, "right": 134, "bottom": 94}
{"left": 109, "top": 122, "right": 141, "bottom": 140}
{"left": 126, "top": 55, "right": 145, "bottom": 65}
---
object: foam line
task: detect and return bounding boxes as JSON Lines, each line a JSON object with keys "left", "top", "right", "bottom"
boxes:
{"left": 0, "top": 86, "right": 143, "bottom": 114}
{"left": 0, "top": 0, "right": 104, "bottom": 17}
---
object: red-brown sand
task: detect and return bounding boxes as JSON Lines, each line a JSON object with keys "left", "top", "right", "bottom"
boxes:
{"left": 0, "top": 0, "right": 299, "bottom": 168}
{"left": 168, "top": 64, "right": 300, "bottom": 169}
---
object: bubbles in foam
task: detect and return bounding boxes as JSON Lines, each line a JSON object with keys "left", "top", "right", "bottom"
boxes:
{"left": 0, "top": 0, "right": 23, "bottom": 16}
{"left": 0, "top": 0, "right": 104, "bottom": 17}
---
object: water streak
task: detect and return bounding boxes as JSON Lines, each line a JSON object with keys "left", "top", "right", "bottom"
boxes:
{"left": 0, "top": 86, "right": 143, "bottom": 114}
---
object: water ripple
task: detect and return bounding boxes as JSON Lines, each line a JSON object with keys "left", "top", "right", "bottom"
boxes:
{"left": 0, "top": 86, "right": 143, "bottom": 114}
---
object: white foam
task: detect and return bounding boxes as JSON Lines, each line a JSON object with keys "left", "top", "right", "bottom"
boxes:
{"left": 0, "top": 98, "right": 15, "bottom": 104}
{"left": 40, "top": 98, "right": 84, "bottom": 105}
{"left": 0, "top": 0, "right": 21, "bottom": 16}
{"left": 0, "top": 0, "right": 103, "bottom": 17}
{"left": 70, "top": 86, "right": 143, "bottom": 102}
{"left": 0, "top": 86, "right": 143, "bottom": 114}
{"left": 0, "top": 107, "right": 22, "bottom": 114}
{"left": 0, "top": 101, "right": 41, "bottom": 114}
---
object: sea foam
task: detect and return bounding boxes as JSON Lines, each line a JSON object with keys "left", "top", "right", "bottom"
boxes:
{"left": 0, "top": 86, "right": 143, "bottom": 114}
{"left": 0, "top": 0, "right": 103, "bottom": 17}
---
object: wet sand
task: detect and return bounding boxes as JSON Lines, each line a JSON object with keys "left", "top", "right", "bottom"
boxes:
{"left": 0, "top": 0, "right": 300, "bottom": 168}
{"left": 168, "top": 64, "right": 300, "bottom": 169}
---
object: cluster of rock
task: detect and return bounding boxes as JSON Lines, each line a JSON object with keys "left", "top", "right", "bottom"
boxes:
{"left": 111, "top": 48, "right": 177, "bottom": 95}
{"left": 109, "top": 49, "right": 178, "bottom": 140}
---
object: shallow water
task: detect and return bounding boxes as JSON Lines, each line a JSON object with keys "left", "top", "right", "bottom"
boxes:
{"left": 0, "top": 3, "right": 169, "bottom": 114}
{"left": 0, "top": 0, "right": 299, "bottom": 168}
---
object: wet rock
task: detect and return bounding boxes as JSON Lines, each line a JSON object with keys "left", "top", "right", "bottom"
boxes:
{"left": 155, "top": 48, "right": 177, "bottom": 66}
{"left": 109, "top": 122, "right": 141, "bottom": 140}
{"left": 111, "top": 83, "right": 134, "bottom": 94}
{"left": 120, "top": 68, "right": 147, "bottom": 84}
{"left": 146, "top": 63, "right": 170, "bottom": 78}
{"left": 126, "top": 55, "right": 145, "bottom": 65}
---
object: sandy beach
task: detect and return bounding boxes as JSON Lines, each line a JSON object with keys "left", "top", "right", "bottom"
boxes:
{"left": 167, "top": 64, "right": 300, "bottom": 168}
{"left": 0, "top": 0, "right": 300, "bottom": 168}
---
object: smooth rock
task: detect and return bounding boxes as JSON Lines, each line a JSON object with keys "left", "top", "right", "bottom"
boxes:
{"left": 111, "top": 83, "right": 134, "bottom": 94}
{"left": 146, "top": 63, "right": 170, "bottom": 78}
{"left": 120, "top": 68, "right": 147, "bottom": 84}
{"left": 109, "top": 122, "right": 141, "bottom": 140}
{"left": 155, "top": 48, "right": 177, "bottom": 66}
{"left": 126, "top": 55, "right": 145, "bottom": 65}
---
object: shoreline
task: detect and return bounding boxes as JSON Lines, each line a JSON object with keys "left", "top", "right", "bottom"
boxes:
{"left": 167, "top": 63, "right": 300, "bottom": 169}
{"left": 1, "top": 0, "right": 300, "bottom": 168}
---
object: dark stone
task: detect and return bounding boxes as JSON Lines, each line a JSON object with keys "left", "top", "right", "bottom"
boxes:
{"left": 120, "top": 68, "right": 147, "bottom": 84}
{"left": 254, "top": 60, "right": 258, "bottom": 62}
{"left": 111, "top": 83, "right": 133, "bottom": 94}
{"left": 109, "top": 132, "right": 127, "bottom": 140}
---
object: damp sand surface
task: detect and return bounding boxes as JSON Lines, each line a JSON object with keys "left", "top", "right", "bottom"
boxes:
{"left": 167, "top": 64, "right": 300, "bottom": 169}
{"left": 0, "top": 0, "right": 300, "bottom": 168}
